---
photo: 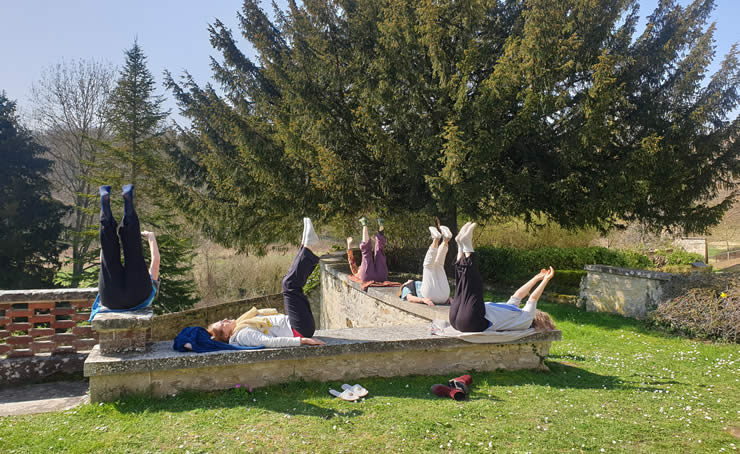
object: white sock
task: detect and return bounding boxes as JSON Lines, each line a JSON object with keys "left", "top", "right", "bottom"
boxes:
{"left": 428, "top": 226, "right": 442, "bottom": 239}
{"left": 304, "top": 217, "right": 319, "bottom": 248}
{"left": 301, "top": 218, "right": 308, "bottom": 245}
{"left": 439, "top": 225, "right": 452, "bottom": 240}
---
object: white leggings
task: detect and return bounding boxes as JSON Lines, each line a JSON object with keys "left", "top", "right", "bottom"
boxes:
{"left": 420, "top": 243, "right": 450, "bottom": 304}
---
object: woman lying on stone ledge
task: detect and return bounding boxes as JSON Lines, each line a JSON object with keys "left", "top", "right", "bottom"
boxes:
{"left": 449, "top": 222, "right": 556, "bottom": 333}
{"left": 398, "top": 223, "right": 454, "bottom": 306}
{"left": 207, "top": 218, "right": 326, "bottom": 348}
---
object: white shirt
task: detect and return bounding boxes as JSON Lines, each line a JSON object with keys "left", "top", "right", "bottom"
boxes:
{"left": 483, "top": 296, "right": 536, "bottom": 331}
{"left": 229, "top": 314, "right": 301, "bottom": 348}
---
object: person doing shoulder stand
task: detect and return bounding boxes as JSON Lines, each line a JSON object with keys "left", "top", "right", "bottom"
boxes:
{"left": 448, "top": 222, "right": 556, "bottom": 332}
{"left": 346, "top": 216, "right": 388, "bottom": 282}
{"left": 207, "top": 218, "right": 326, "bottom": 348}
{"left": 399, "top": 224, "right": 453, "bottom": 306}
{"left": 90, "top": 184, "right": 160, "bottom": 320}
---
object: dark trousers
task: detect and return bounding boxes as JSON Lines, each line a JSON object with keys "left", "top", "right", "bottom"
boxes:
{"left": 282, "top": 246, "right": 320, "bottom": 337}
{"left": 98, "top": 202, "right": 152, "bottom": 309}
{"left": 449, "top": 253, "right": 489, "bottom": 332}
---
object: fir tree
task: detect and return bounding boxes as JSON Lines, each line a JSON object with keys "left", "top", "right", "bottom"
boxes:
{"left": 165, "top": 0, "right": 739, "bottom": 249}
{"left": 0, "top": 92, "right": 67, "bottom": 289}
{"left": 94, "top": 42, "right": 198, "bottom": 312}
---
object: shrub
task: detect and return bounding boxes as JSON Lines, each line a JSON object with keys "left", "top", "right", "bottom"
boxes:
{"left": 664, "top": 250, "right": 705, "bottom": 265}
{"left": 651, "top": 273, "right": 739, "bottom": 343}
{"left": 476, "top": 246, "right": 652, "bottom": 284}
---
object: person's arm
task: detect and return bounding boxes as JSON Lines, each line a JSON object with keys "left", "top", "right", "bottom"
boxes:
{"left": 405, "top": 294, "right": 435, "bottom": 307}
{"left": 524, "top": 267, "right": 554, "bottom": 313}
{"left": 141, "top": 231, "right": 160, "bottom": 281}
{"left": 347, "top": 249, "right": 359, "bottom": 276}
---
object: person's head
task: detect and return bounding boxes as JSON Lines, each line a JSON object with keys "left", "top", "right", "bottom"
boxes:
{"left": 207, "top": 319, "right": 235, "bottom": 342}
{"left": 531, "top": 310, "right": 556, "bottom": 332}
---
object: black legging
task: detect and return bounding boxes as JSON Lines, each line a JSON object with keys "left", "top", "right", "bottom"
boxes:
{"left": 281, "top": 246, "right": 320, "bottom": 337}
{"left": 98, "top": 197, "right": 152, "bottom": 309}
{"left": 449, "top": 253, "right": 489, "bottom": 332}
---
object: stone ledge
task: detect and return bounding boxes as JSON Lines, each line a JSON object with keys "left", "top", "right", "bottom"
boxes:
{"left": 0, "top": 288, "right": 98, "bottom": 303}
{"left": 91, "top": 309, "right": 153, "bottom": 331}
{"left": 584, "top": 265, "right": 675, "bottom": 281}
{"left": 85, "top": 324, "right": 562, "bottom": 377}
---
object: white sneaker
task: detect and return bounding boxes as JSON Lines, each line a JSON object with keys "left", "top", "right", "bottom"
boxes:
{"left": 428, "top": 226, "right": 442, "bottom": 239}
{"left": 458, "top": 223, "right": 476, "bottom": 253}
{"left": 439, "top": 225, "right": 453, "bottom": 240}
{"left": 303, "top": 218, "right": 319, "bottom": 248}
{"left": 455, "top": 222, "right": 471, "bottom": 246}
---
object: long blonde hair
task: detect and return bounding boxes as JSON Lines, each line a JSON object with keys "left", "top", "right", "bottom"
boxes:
{"left": 531, "top": 310, "right": 556, "bottom": 332}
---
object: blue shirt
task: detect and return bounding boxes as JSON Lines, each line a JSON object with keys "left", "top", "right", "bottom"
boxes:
{"left": 401, "top": 281, "right": 424, "bottom": 300}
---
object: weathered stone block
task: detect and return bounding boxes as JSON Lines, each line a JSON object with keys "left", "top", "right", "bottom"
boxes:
{"left": 85, "top": 325, "right": 561, "bottom": 401}
{"left": 578, "top": 265, "right": 675, "bottom": 319}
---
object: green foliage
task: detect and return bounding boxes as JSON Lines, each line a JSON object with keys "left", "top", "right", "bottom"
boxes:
{"left": 303, "top": 266, "right": 321, "bottom": 295}
{"left": 664, "top": 249, "right": 705, "bottom": 265}
{"left": 0, "top": 92, "right": 67, "bottom": 289}
{"left": 164, "top": 0, "right": 739, "bottom": 251}
{"left": 651, "top": 273, "right": 739, "bottom": 342}
{"left": 476, "top": 246, "right": 652, "bottom": 285}
{"left": 54, "top": 265, "right": 99, "bottom": 288}
{"left": 89, "top": 42, "right": 198, "bottom": 311}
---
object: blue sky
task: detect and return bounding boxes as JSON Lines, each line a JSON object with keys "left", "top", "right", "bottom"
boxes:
{"left": 1, "top": 0, "right": 738, "bottom": 125}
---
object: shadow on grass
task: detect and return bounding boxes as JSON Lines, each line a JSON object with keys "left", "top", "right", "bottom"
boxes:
{"left": 108, "top": 358, "right": 667, "bottom": 417}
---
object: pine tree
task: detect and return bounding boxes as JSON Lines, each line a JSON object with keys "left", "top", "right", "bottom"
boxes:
{"left": 164, "top": 0, "right": 739, "bottom": 250}
{"left": 93, "top": 42, "right": 198, "bottom": 312}
{"left": 0, "top": 92, "right": 67, "bottom": 289}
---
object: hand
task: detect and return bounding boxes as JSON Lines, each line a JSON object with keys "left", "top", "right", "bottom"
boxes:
{"left": 542, "top": 266, "right": 555, "bottom": 282}
{"left": 300, "top": 337, "right": 326, "bottom": 346}
{"left": 141, "top": 231, "right": 156, "bottom": 242}
{"left": 422, "top": 297, "right": 435, "bottom": 307}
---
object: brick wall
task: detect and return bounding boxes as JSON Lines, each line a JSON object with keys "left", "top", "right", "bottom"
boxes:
{"left": 0, "top": 288, "right": 99, "bottom": 359}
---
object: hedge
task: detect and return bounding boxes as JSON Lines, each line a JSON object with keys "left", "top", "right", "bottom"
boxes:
{"left": 476, "top": 246, "right": 652, "bottom": 285}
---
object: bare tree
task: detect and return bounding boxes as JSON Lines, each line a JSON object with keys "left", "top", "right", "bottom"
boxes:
{"left": 30, "top": 59, "right": 116, "bottom": 286}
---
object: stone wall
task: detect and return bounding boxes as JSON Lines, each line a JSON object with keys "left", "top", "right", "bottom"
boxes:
{"left": 673, "top": 237, "right": 708, "bottom": 262}
{"left": 0, "top": 289, "right": 98, "bottom": 386}
{"left": 150, "top": 294, "right": 284, "bottom": 341}
{"left": 578, "top": 265, "right": 675, "bottom": 319}
{"left": 85, "top": 325, "right": 560, "bottom": 401}
{"left": 318, "top": 253, "right": 448, "bottom": 329}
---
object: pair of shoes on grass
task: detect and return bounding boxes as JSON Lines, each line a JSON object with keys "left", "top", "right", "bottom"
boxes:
{"left": 431, "top": 374, "right": 472, "bottom": 401}
{"left": 329, "top": 383, "right": 369, "bottom": 401}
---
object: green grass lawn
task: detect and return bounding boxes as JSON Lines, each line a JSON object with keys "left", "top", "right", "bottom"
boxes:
{"left": 1, "top": 298, "right": 738, "bottom": 453}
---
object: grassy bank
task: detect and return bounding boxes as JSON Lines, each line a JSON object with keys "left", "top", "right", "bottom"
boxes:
{"left": 1, "top": 298, "right": 738, "bottom": 453}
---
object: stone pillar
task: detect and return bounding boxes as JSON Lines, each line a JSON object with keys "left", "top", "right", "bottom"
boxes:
{"left": 578, "top": 265, "right": 675, "bottom": 319}
{"left": 91, "top": 309, "right": 153, "bottom": 354}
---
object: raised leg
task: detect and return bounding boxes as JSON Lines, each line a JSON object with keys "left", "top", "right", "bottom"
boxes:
{"left": 371, "top": 231, "right": 388, "bottom": 281}
{"left": 98, "top": 189, "right": 124, "bottom": 308}
{"left": 282, "top": 246, "right": 320, "bottom": 337}
{"left": 118, "top": 185, "right": 154, "bottom": 307}
{"left": 449, "top": 253, "right": 489, "bottom": 332}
